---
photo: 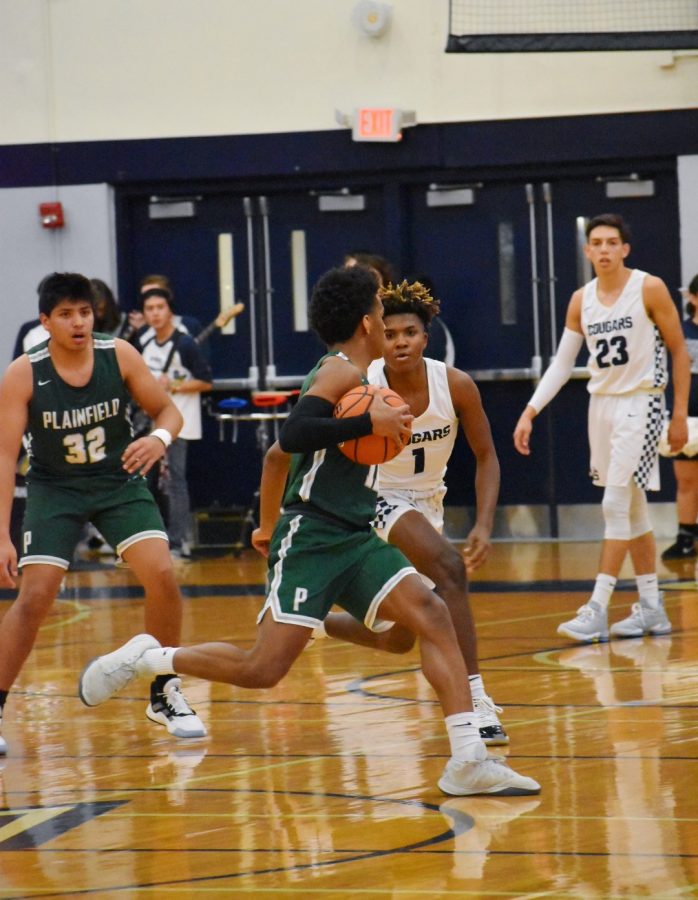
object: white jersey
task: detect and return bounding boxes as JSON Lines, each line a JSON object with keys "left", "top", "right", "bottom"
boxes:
{"left": 581, "top": 268, "right": 667, "bottom": 395}
{"left": 23, "top": 323, "right": 50, "bottom": 352}
{"left": 139, "top": 332, "right": 208, "bottom": 440}
{"left": 368, "top": 357, "right": 458, "bottom": 494}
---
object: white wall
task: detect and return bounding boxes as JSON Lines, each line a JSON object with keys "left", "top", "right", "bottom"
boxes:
{"left": 1, "top": 0, "right": 696, "bottom": 144}
{"left": 0, "top": 184, "right": 116, "bottom": 366}
{"left": 678, "top": 156, "right": 698, "bottom": 289}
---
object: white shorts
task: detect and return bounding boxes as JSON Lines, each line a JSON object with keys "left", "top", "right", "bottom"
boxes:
{"left": 372, "top": 486, "right": 447, "bottom": 594}
{"left": 372, "top": 486, "right": 447, "bottom": 539}
{"left": 588, "top": 392, "right": 664, "bottom": 491}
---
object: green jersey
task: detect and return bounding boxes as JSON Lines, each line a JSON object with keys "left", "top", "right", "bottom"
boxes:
{"left": 26, "top": 334, "right": 133, "bottom": 484}
{"left": 282, "top": 352, "right": 379, "bottom": 529}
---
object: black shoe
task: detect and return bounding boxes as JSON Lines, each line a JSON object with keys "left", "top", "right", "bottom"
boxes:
{"left": 661, "top": 540, "right": 696, "bottom": 560}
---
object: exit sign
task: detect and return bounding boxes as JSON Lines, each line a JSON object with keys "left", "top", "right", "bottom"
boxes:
{"left": 353, "top": 107, "right": 403, "bottom": 142}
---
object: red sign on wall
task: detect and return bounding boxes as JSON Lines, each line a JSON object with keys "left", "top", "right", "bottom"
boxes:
{"left": 353, "top": 108, "right": 402, "bottom": 142}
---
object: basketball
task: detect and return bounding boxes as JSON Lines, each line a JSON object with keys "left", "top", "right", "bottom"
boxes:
{"left": 334, "top": 384, "right": 411, "bottom": 465}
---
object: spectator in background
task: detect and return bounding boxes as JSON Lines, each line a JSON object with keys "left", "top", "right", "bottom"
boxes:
{"left": 343, "top": 251, "right": 397, "bottom": 288}
{"left": 662, "top": 274, "right": 698, "bottom": 560}
{"left": 137, "top": 274, "right": 203, "bottom": 340}
{"left": 12, "top": 318, "right": 47, "bottom": 360}
{"left": 137, "top": 288, "right": 213, "bottom": 560}
{"left": 90, "top": 278, "right": 130, "bottom": 338}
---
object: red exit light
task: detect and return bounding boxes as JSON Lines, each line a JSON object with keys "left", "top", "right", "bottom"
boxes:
{"left": 353, "top": 108, "right": 402, "bottom": 142}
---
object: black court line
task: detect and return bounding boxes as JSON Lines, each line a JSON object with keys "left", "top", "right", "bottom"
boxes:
{"left": 15, "top": 846, "right": 698, "bottom": 859}
{"left": 0, "top": 584, "right": 264, "bottom": 601}
{"left": 13, "top": 845, "right": 698, "bottom": 899}
{"left": 7, "top": 789, "right": 475, "bottom": 897}
{"left": 346, "top": 647, "right": 698, "bottom": 706}
{"left": 8, "top": 629, "right": 698, "bottom": 711}
{"left": 1, "top": 751, "right": 696, "bottom": 781}
{"left": 0, "top": 801, "right": 126, "bottom": 850}
{"left": 3, "top": 749, "right": 695, "bottom": 797}
{"left": 12, "top": 690, "right": 695, "bottom": 711}
{"left": 6, "top": 576, "right": 695, "bottom": 602}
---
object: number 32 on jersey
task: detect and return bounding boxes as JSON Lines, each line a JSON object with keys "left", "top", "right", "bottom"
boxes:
{"left": 63, "top": 426, "right": 107, "bottom": 464}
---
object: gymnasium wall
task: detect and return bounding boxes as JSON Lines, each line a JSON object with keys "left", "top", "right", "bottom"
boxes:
{"left": 0, "top": 184, "right": 116, "bottom": 363}
{"left": 1, "top": 0, "right": 696, "bottom": 146}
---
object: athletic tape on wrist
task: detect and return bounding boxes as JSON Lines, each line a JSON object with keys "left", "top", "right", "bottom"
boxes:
{"left": 150, "top": 428, "right": 173, "bottom": 448}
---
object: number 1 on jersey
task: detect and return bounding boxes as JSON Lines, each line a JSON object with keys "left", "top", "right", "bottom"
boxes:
{"left": 412, "top": 446, "right": 425, "bottom": 474}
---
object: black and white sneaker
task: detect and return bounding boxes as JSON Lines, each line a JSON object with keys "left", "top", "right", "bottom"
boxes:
{"left": 474, "top": 695, "right": 509, "bottom": 746}
{"left": 0, "top": 711, "right": 6, "bottom": 756}
{"left": 146, "top": 677, "right": 207, "bottom": 738}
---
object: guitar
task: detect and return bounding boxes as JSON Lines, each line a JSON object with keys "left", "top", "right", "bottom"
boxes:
{"left": 194, "top": 302, "right": 245, "bottom": 345}
{"left": 130, "top": 302, "right": 246, "bottom": 437}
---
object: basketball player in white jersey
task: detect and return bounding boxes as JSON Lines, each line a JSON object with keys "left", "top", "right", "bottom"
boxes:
{"left": 514, "top": 213, "right": 690, "bottom": 642}
{"left": 316, "top": 280, "right": 508, "bottom": 744}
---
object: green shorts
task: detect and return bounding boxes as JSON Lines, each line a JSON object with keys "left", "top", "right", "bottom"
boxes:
{"left": 257, "top": 511, "right": 417, "bottom": 630}
{"left": 19, "top": 474, "right": 167, "bottom": 569}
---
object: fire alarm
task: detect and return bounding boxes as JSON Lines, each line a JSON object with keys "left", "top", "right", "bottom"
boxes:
{"left": 39, "top": 202, "right": 65, "bottom": 229}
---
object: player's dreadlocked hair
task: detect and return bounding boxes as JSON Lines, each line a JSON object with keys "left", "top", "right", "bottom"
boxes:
{"left": 379, "top": 280, "right": 441, "bottom": 331}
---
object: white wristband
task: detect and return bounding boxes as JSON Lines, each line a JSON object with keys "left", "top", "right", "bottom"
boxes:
{"left": 150, "top": 428, "right": 173, "bottom": 448}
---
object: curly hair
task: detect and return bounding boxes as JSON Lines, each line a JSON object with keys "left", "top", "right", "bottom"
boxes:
{"left": 379, "top": 280, "right": 441, "bottom": 331}
{"left": 309, "top": 266, "right": 378, "bottom": 345}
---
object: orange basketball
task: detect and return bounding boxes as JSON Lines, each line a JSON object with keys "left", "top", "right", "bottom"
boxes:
{"left": 334, "top": 383, "right": 411, "bottom": 465}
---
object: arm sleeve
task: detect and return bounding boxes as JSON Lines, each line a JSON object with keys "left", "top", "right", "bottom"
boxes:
{"left": 279, "top": 394, "right": 373, "bottom": 453}
{"left": 528, "top": 328, "right": 585, "bottom": 414}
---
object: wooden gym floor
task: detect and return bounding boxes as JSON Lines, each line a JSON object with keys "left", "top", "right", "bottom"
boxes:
{"left": 1, "top": 540, "right": 697, "bottom": 898}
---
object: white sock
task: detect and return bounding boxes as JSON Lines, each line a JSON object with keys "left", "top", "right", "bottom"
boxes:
{"left": 445, "top": 712, "right": 485, "bottom": 762}
{"left": 636, "top": 573, "right": 660, "bottom": 609}
{"left": 139, "top": 647, "right": 178, "bottom": 676}
{"left": 468, "top": 673, "right": 486, "bottom": 701}
{"left": 590, "top": 574, "right": 617, "bottom": 611}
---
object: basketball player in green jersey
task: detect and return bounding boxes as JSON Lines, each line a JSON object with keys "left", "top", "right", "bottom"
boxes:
{"left": 79, "top": 266, "right": 540, "bottom": 796}
{"left": 255, "top": 280, "right": 507, "bottom": 746}
{"left": 0, "top": 272, "right": 206, "bottom": 755}
{"left": 306, "top": 280, "right": 507, "bottom": 744}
